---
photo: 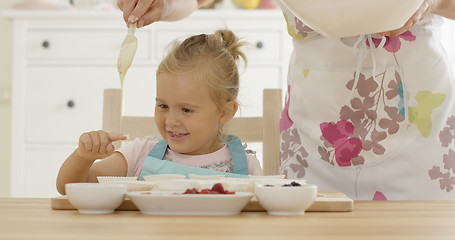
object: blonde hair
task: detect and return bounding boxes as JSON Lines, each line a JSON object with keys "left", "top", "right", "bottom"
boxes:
{"left": 156, "top": 29, "right": 247, "bottom": 110}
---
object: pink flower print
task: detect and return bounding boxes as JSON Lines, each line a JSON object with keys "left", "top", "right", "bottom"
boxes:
{"left": 320, "top": 120, "right": 362, "bottom": 167}
{"left": 429, "top": 166, "right": 455, "bottom": 192}
{"left": 351, "top": 96, "right": 377, "bottom": 121}
{"left": 386, "top": 79, "right": 399, "bottom": 99}
{"left": 294, "top": 17, "right": 314, "bottom": 37}
{"left": 373, "top": 191, "right": 387, "bottom": 200}
{"left": 351, "top": 155, "right": 365, "bottom": 165}
{"left": 368, "top": 30, "right": 416, "bottom": 53}
{"left": 318, "top": 146, "right": 330, "bottom": 163}
{"left": 280, "top": 85, "right": 293, "bottom": 133}
{"left": 290, "top": 153, "right": 309, "bottom": 178}
{"left": 440, "top": 116, "right": 455, "bottom": 147}
{"left": 340, "top": 105, "right": 364, "bottom": 125}
{"left": 362, "top": 130, "right": 386, "bottom": 155}
{"left": 443, "top": 149, "right": 455, "bottom": 173}
{"left": 386, "top": 72, "right": 405, "bottom": 116}
{"left": 346, "top": 73, "right": 378, "bottom": 98}
{"left": 379, "top": 106, "right": 405, "bottom": 135}
{"left": 439, "top": 127, "right": 454, "bottom": 147}
{"left": 281, "top": 128, "right": 301, "bottom": 161}
{"left": 447, "top": 116, "right": 455, "bottom": 130}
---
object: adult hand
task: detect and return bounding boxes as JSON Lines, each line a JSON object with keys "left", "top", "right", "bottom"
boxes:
{"left": 378, "top": 0, "right": 441, "bottom": 37}
{"left": 117, "top": 0, "right": 166, "bottom": 28}
{"left": 118, "top": 0, "right": 207, "bottom": 28}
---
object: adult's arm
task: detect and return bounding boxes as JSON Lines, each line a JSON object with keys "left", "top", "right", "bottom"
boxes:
{"left": 382, "top": 0, "right": 455, "bottom": 36}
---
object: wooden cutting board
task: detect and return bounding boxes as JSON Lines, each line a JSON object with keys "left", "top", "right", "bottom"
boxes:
{"left": 51, "top": 191, "right": 353, "bottom": 212}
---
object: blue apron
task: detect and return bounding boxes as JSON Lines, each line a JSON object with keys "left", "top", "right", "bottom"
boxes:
{"left": 139, "top": 135, "right": 249, "bottom": 180}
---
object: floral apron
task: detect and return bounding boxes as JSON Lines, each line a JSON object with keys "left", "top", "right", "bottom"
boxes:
{"left": 279, "top": 4, "right": 455, "bottom": 200}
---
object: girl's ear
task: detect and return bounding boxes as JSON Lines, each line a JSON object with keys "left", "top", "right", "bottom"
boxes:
{"left": 219, "top": 100, "right": 238, "bottom": 124}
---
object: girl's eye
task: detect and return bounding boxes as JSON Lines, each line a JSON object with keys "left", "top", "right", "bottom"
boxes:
{"left": 157, "top": 104, "right": 168, "bottom": 109}
{"left": 182, "top": 108, "right": 193, "bottom": 113}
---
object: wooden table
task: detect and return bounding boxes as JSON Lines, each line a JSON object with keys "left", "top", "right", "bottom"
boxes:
{"left": 1, "top": 198, "right": 454, "bottom": 240}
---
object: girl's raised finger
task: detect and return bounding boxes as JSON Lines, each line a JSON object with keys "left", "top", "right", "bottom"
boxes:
{"left": 89, "top": 131, "right": 101, "bottom": 153}
{"left": 98, "top": 131, "right": 112, "bottom": 154}
{"left": 108, "top": 132, "right": 128, "bottom": 141}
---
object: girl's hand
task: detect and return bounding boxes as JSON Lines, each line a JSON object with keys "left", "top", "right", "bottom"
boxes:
{"left": 377, "top": 0, "right": 441, "bottom": 37}
{"left": 76, "top": 130, "right": 127, "bottom": 162}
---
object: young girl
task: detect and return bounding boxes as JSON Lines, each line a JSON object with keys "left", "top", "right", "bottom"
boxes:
{"left": 56, "top": 29, "right": 263, "bottom": 195}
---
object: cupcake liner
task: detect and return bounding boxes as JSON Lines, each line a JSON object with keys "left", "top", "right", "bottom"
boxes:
{"left": 97, "top": 176, "right": 138, "bottom": 183}
{"left": 188, "top": 174, "right": 225, "bottom": 180}
{"left": 143, "top": 174, "right": 186, "bottom": 181}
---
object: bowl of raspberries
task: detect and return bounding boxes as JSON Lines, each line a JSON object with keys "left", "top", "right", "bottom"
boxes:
{"left": 127, "top": 183, "right": 253, "bottom": 215}
{"left": 254, "top": 181, "right": 317, "bottom": 216}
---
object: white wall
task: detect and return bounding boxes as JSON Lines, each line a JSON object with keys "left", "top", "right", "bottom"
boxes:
{"left": 0, "top": 0, "right": 18, "bottom": 197}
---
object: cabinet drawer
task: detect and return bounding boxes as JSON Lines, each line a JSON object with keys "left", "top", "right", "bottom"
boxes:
{"left": 26, "top": 30, "right": 151, "bottom": 62}
{"left": 154, "top": 29, "right": 282, "bottom": 62}
{"left": 25, "top": 67, "right": 119, "bottom": 143}
{"left": 236, "top": 30, "right": 282, "bottom": 62}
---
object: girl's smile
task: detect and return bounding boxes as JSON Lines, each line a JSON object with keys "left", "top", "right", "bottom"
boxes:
{"left": 167, "top": 131, "right": 189, "bottom": 141}
{"left": 155, "top": 72, "right": 228, "bottom": 155}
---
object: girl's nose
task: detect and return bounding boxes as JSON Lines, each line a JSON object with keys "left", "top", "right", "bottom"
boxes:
{"left": 165, "top": 110, "right": 180, "bottom": 127}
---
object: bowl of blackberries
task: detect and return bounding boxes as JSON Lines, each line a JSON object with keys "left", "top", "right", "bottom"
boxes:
{"left": 254, "top": 181, "right": 317, "bottom": 216}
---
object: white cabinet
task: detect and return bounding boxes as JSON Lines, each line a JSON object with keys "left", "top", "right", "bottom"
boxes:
{"left": 3, "top": 9, "right": 291, "bottom": 197}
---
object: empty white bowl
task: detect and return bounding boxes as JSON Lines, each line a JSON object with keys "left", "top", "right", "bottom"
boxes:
{"left": 110, "top": 180, "right": 156, "bottom": 192}
{"left": 281, "top": 0, "right": 424, "bottom": 38}
{"left": 143, "top": 174, "right": 186, "bottom": 181}
{"left": 65, "top": 183, "right": 127, "bottom": 214}
{"left": 254, "top": 183, "right": 317, "bottom": 215}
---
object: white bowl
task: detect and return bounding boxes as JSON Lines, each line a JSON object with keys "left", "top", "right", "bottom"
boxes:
{"left": 254, "top": 179, "right": 307, "bottom": 187}
{"left": 254, "top": 183, "right": 317, "bottom": 216}
{"left": 127, "top": 191, "right": 254, "bottom": 215}
{"left": 65, "top": 183, "right": 127, "bottom": 214}
{"left": 281, "top": 0, "right": 424, "bottom": 38}
{"left": 248, "top": 175, "right": 285, "bottom": 179}
{"left": 142, "top": 174, "right": 186, "bottom": 181}
{"left": 109, "top": 180, "right": 156, "bottom": 192}
{"left": 154, "top": 179, "right": 201, "bottom": 192}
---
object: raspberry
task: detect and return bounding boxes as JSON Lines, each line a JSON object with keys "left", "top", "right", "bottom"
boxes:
{"left": 199, "top": 189, "right": 212, "bottom": 194}
{"left": 183, "top": 188, "right": 199, "bottom": 194}
{"left": 211, "top": 183, "right": 226, "bottom": 194}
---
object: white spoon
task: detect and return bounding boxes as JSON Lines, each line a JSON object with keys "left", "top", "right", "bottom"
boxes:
{"left": 117, "top": 23, "right": 138, "bottom": 88}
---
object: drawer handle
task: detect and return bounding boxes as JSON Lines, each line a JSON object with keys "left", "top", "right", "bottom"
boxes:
{"left": 67, "top": 100, "right": 75, "bottom": 108}
{"left": 42, "top": 40, "right": 50, "bottom": 49}
{"left": 256, "top": 41, "right": 263, "bottom": 49}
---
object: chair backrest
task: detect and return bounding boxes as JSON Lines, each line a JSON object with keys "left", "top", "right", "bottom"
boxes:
{"left": 102, "top": 88, "right": 282, "bottom": 175}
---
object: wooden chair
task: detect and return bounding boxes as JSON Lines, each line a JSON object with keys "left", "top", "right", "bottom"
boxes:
{"left": 102, "top": 88, "right": 282, "bottom": 175}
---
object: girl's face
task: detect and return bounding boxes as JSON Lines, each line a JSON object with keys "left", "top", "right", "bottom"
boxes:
{"left": 155, "top": 73, "right": 231, "bottom": 155}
